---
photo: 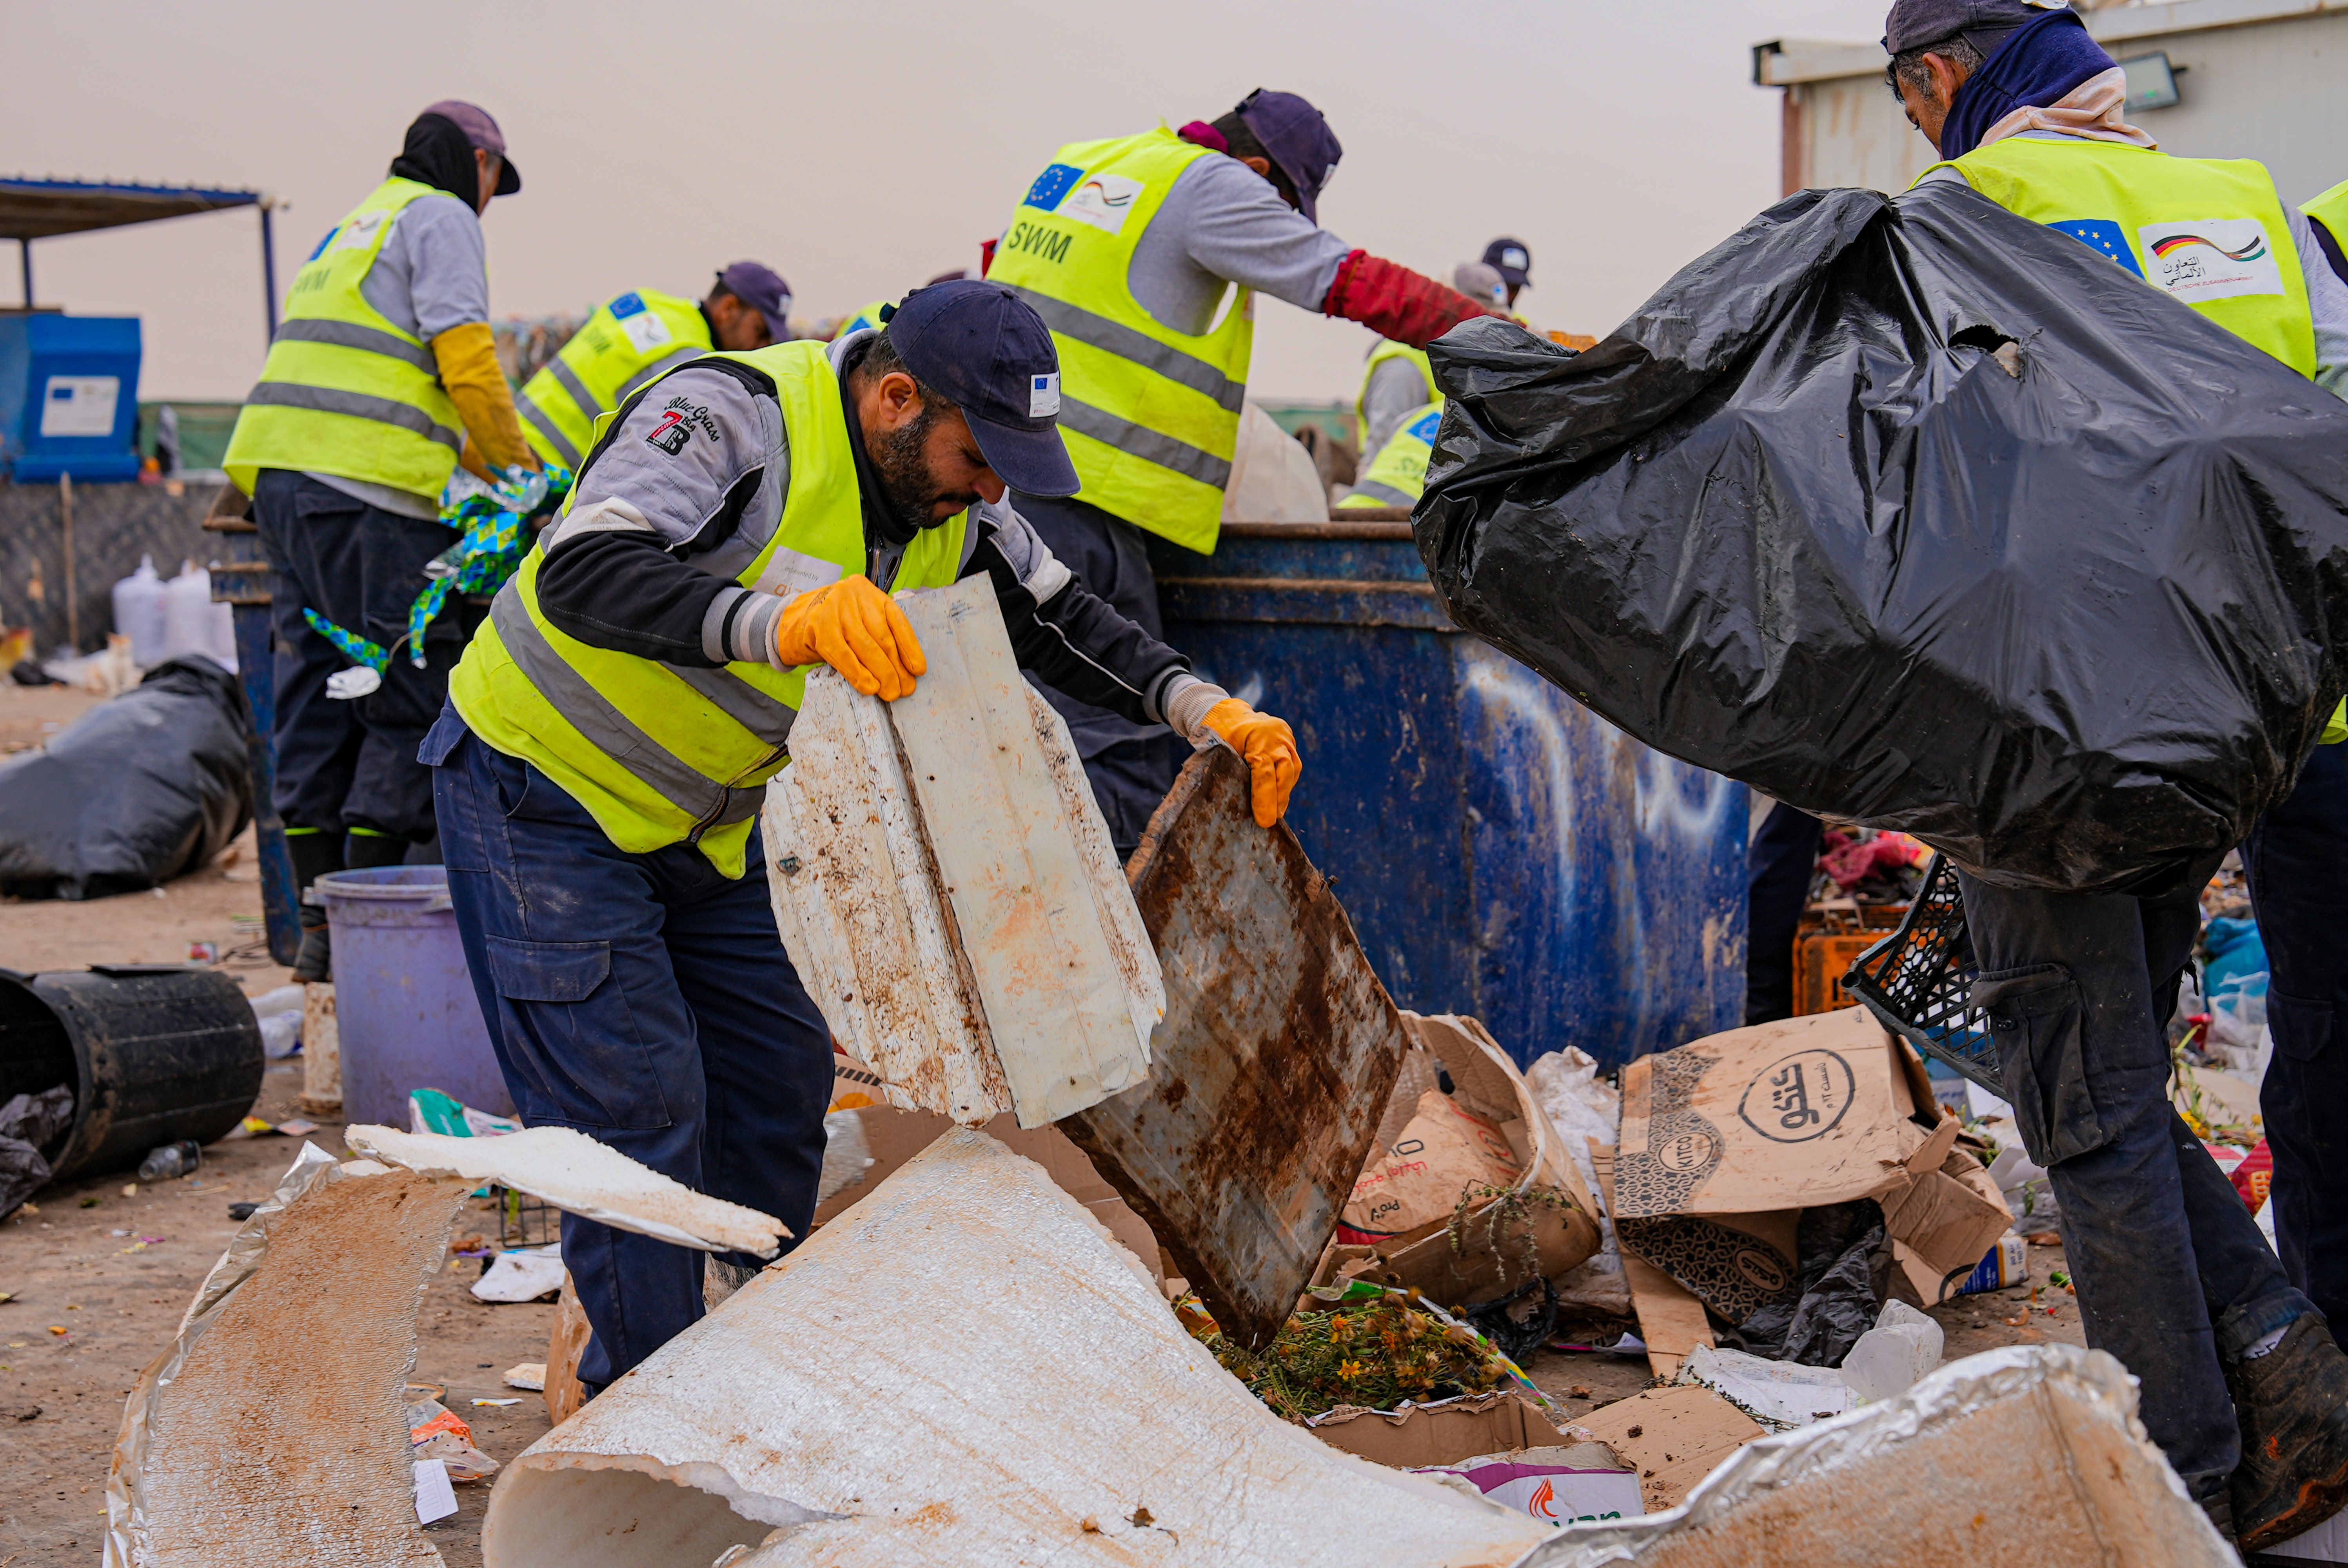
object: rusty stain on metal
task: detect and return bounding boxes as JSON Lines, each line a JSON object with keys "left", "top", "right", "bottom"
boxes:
{"left": 1059, "top": 745, "right": 1409, "bottom": 1350}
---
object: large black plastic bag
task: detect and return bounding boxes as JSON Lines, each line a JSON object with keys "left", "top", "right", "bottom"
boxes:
{"left": 1417, "top": 180, "right": 2348, "bottom": 896}
{"left": 0, "top": 656, "right": 253, "bottom": 900}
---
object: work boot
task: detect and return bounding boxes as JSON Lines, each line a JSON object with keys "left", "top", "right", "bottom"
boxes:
{"left": 2187, "top": 1472, "right": 2235, "bottom": 1548}
{"left": 2231, "top": 1314, "right": 2348, "bottom": 1552}
{"left": 291, "top": 923, "right": 332, "bottom": 984}
{"left": 285, "top": 829, "right": 345, "bottom": 984}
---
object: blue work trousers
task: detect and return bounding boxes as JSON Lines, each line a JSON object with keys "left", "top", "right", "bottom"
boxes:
{"left": 1959, "top": 870, "right": 2313, "bottom": 1490}
{"left": 1745, "top": 802, "right": 1823, "bottom": 1024}
{"left": 2244, "top": 742, "right": 2348, "bottom": 1327}
{"left": 423, "top": 704, "right": 834, "bottom": 1390}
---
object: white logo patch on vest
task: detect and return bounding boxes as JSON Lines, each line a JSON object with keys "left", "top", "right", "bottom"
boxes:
{"left": 617, "top": 309, "right": 672, "bottom": 355}
{"left": 2137, "top": 218, "right": 2286, "bottom": 305}
{"left": 1059, "top": 172, "right": 1145, "bottom": 236}
{"left": 329, "top": 210, "right": 389, "bottom": 255}
{"left": 1029, "top": 372, "right": 1061, "bottom": 417}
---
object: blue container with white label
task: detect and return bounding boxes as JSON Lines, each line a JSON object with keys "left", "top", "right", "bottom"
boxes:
{"left": 0, "top": 313, "right": 144, "bottom": 482}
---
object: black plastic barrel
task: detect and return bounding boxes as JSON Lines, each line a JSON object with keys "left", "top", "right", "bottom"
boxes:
{"left": 0, "top": 964, "right": 264, "bottom": 1182}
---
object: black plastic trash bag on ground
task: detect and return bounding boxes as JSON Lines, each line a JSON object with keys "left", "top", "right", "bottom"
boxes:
{"left": 1417, "top": 180, "right": 2348, "bottom": 896}
{"left": 0, "top": 657, "right": 252, "bottom": 900}
{"left": 1731, "top": 1200, "right": 1892, "bottom": 1367}
{"left": 0, "top": 1086, "right": 73, "bottom": 1218}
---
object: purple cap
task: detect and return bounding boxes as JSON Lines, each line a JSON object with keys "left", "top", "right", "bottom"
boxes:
{"left": 1480, "top": 237, "right": 1533, "bottom": 289}
{"left": 1882, "top": 0, "right": 2061, "bottom": 54}
{"left": 886, "top": 279, "right": 1080, "bottom": 497}
{"left": 421, "top": 100, "right": 519, "bottom": 194}
{"left": 1234, "top": 89, "right": 1343, "bottom": 225}
{"left": 715, "top": 261, "right": 794, "bottom": 341}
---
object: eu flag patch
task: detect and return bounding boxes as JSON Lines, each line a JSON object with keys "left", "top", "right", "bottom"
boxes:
{"left": 1024, "top": 163, "right": 1085, "bottom": 212}
{"left": 2048, "top": 220, "right": 2145, "bottom": 278}
{"left": 1406, "top": 408, "right": 1444, "bottom": 444}
{"left": 609, "top": 291, "right": 647, "bottom": 318}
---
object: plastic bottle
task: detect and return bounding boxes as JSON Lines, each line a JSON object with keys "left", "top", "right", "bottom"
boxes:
{"left": 110, "top": 555, "right": 168, "bottom": 666}
{"left": 161, "top": 561, "right": 237, "bottom": 671}
{"left": 137, "top": 1139, "right": 202, "bottom": 1183}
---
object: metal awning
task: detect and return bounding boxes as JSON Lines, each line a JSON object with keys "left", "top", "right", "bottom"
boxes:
{"left": 2, "top": 176, "right": 280, "bottom": 344}
{"left": 0, "top": 177, "right": 261, "bottom": 242}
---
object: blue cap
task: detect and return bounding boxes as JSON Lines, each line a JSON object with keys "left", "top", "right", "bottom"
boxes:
{"left": 715, "top": 261, "right": 793, "bottom": 341}
{"left": 1481, "top": 237, "right": 1532, "bottom": 289}
{"left": 884, "top": 279, "right": 1080, "bottom": 497}
{"left": 1235, "top": 89, "right": 1342, "bottom": 225}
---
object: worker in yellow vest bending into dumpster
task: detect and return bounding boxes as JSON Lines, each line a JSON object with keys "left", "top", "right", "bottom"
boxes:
{"left": 427, "top": 280, "right": 1300, "bottom": 1390}
{"left": 222, "top": 101, "right": 540, "bottom": 982}
{"left": 1883, "top": 0, "right": 2348, "bottom": 1551}
{"left": 987, "top": 88, "right": 1504, "bottom": 852}
{"left": 514, "top": 263, "right": 793, "bottom": 468}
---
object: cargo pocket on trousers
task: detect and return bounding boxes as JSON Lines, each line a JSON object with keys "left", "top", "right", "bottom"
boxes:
{"left": 484, "top": 936, "right": 673, "bottom": 1130}
{"left": 1974, "top": 963, "right": 2105, "bottom": 1167}
{"left": 2270, "top": 989, "right": 2335, "bottom": 1064}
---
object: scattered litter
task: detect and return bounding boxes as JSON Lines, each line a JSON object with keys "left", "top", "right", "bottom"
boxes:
{"left": 471, "top": 1244, "right": 564, "bottom": 1304}
{"left": 276, "top": 1119, "right": 318, "bottom": 1138}
{"left": 1675, "top": 1343, "right": 1850, "bottom": 1430}
{"left": 407, "top": 1086, "right": 520, "bottom": 1139}
{"left": 1189, "top": 1279, "right": 1541, "bottom": 1422}
{"left": 136, "top": 1141, "right": 200, "bottom": 1184}
{"left": 0, "top": 1086, "right": 73, "bottom": 1218}
{"left": 1838, "top": 1298, "right": 1944, "bottom": 1405}
{"left": 1413, "top": 1442, "right": 1644, "bottom": 1526}
{"left": 501, "top": 1363, "right": 546, "bottom": 1391}
{"left": 1573, "top": 1383, "right": 1768, "bottom": 1513}
{"left": 225, "top": 1201, "right": 258, "bottom": 1221}
{"left": 412, "top": 1457, "right": 458, "bottom": 1525}
{"left": 408, "top": 1394, "right": 498, "bottom": 1482}
{"left": 470, "top": 1397, "right": 521, "bottom": 1408}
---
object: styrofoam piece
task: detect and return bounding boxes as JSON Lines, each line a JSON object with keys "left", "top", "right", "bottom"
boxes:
{"left": 478, "top": 1128, "right": 1552, "bottom": 1568}
{"left": 765, "top": 577, "right": 1162, "bottom": 1129}
{"left": 1675, "top": 1344, "right": 1850, "bottom": 1430}
{"left": 344, "top": 1124, "right": 786, "bottom": 1257}
{"left": 1519, "top": 1345, "right": 2236, "bottom": 1568}
{"left": 106, "top": 1143, "right": 469, "bottom": 1568}
{"left": 1839, "top": 1298, "right": 1944, "bottom": 1405}
{"left": 473, "top": 1245, "right": 567, "bottom": 1304}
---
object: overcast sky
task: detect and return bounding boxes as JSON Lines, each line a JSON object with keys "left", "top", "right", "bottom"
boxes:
{"left": 2, "top": 0, "right": 1896, "bottom": 403}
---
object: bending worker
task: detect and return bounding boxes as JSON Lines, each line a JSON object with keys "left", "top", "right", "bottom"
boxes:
{"left": 1885, "top": 0, "right": 2348, "bottom": 1549}
{"left": 426, "top": 280, "right": 1302, "bottom": 1390}
{"left": 988, "top": 88, "right": 1502, "bottom": 851}
{"left": 223, "top": 101, "right": 539, "bottom": 982}
{"left": 513, "top": 263, "right": 794, "bottom": 469}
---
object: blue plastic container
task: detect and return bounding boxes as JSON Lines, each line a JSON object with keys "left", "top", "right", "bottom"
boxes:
{"left": 314, "top": 866, "right": 513, "bottom": 1128}
{"left": 1151, "top": 521, "right": 1748, "bottom": 1070}
{"left": 0, "top": 313, "right": 144, "bottom": 482}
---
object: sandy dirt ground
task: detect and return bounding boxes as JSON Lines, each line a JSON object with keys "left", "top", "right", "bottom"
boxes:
{"left": 0, "top": 681, "right": 2089, "bottom": 1565}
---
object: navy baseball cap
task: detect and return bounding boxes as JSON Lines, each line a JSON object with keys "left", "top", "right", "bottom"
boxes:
{"left": 422, "top": 100, "right": 519, "bottom": 194}
{"left": 1883, "top": 0, "right": 2064, "bottom": 54}
{"left": 885, "top": 279, "right": 1080, "bottom": 497}
{"left": 1235, "top": 89, "right": 1343, "bottom": 224}
{"left": 715, "top": 261, "right": 793, "bottom": 341}
{"left": 1481, "top": 237, "right": 1533, "bottom": 290}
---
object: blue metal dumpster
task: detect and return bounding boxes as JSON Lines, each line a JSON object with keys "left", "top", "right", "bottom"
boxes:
{"left": 1149, "top": 517, "right": 1747, "bottom": 1071}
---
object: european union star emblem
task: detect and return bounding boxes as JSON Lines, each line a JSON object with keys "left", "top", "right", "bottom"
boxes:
{"left": 2048, "top": 219, "right": 2145, "bottom": 278}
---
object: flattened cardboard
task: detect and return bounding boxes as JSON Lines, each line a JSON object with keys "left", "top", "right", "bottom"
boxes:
{"left": 1614, "top": 1008, "right": 1944, "bottom": 1220}
{"left": 1343, "top": 1089, "right": 1524, "bottom": 1241}
{"left": 1306, "top": 1390, "right": 1574, "bottom": 1468}
{"left": 1878, "top": 1146, "right": 2012, "bottom": 1279}
{"left": 1572, "top": 1383, "right": 1767, "bottom": 1512}
{"left": 1594, "top": 1144, "right": 1714, "bottom": 1379}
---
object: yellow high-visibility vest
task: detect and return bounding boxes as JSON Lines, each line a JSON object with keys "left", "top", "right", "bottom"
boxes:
{"left": 989, "top": 128, "right": 1253, "bottom": 554}
{"left": 449, "top": 340, "right": 970, "bottom": 875}
{"left": 1354, "top": 341, "right": 1436, "bottom": 436}
{"left": 1335, "top": 402, "right": 1440, "bottom": 510}
{"left": 223, "top": 178, "right": 468, "bottom": 501}
{"left": 515, "top": 289, "right": 712, "bottom": 467}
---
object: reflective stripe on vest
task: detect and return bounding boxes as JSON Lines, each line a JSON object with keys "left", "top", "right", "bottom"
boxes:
{"left": 1335, "top": 403, "right": 1440, "bottom": 510}
{"left": 1354, "top": 341, "right": 1436, "bottom": 434}
{"left": 989, "top": 128, "right": 1253, "bottom": 554}
{"left": 449, "top": 339, "right": 971, "bottom": 875}
{"left": 516, "top": 289, "right": 714, "bottom": 468}
{"left": 223, "top": 178, "right": 469, "bottom": 499}
{"left": 1925, "top": 138, "right": 2317, "bottom": 377}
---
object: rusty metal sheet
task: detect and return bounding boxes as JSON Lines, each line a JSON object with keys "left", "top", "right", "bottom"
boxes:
{"left": 1059, "top": 745, "right": 1410, "bottom": 1349}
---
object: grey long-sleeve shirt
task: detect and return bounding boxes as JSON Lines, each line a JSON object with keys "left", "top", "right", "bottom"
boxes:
{"left": 1123, "top": 152, "right": 1356, "bottom": 336}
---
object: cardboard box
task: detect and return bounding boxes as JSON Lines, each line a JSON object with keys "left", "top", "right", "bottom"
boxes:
{"left": 1305, "top": 1390, "right": 1574, "bottom": 1467}
{"left": 1411, "top": 1443, "right": 1644, "bottom": 1526}
{"left": 1614, "top": 1007, "right": 1949, "bottom": 1220}
{"left": 1571, "top": 1384, "right": 1768, "bottom": 1512}
{"left": 1594, "top": 1144, "right": 1714, "bottom": 1380}
{"left": 1877, "top": 1145, "right": 2012, "bottom": 1280}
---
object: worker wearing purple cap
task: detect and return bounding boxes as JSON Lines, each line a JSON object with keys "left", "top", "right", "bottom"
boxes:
{"left": 223, "top": 100, "right": 540, "bottom": 982}
{"left": 1879, "top": 0, "right": 2348, "bottom": 1548}
{"left": 988, "top": 89, "right": 1506, "bottom": 853}
{"left": 429, "top": 280, "right": 1303, "bottom": 1385}
{"left": 514, "top": 263, "right": 793, "bottom": 469}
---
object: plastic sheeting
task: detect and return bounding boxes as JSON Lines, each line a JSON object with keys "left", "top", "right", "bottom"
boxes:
{"left": 479, "top": 1127, "right": 1554, "bottom": 1568}
{"left": 0, "top": 656, "right": 252, "bottom": 899}
{"left": 1418, "top": 180, "right": 2348, "bottom": 897}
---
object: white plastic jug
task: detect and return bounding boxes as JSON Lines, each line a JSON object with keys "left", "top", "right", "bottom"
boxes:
{"left": 162, "top": 560, "right": 237, "bottom": 672}
{"left": 110, "top": 554, "right": 169, "bottom": 665}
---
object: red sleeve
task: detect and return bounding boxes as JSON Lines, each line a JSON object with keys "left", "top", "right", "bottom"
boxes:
{"left": 1321, "top": 250, "right": 1505, "bottom": 349}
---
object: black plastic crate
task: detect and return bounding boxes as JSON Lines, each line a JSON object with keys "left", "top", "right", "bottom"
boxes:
{"left": 1841, "top": 855, "right": 2005, "bottom": 1095}
{"left": 492, "top": 1185, "right": 560, "bottom": 1250}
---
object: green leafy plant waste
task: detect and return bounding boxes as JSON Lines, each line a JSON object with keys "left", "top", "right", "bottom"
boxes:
{"left": 1186, "top": 1292, "right": 1512, "bottom": 1423}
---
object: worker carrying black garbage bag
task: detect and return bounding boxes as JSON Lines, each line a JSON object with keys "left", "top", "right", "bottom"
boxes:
{"left": 1414, "top": 3, "right": 2348, "bottom": 1549}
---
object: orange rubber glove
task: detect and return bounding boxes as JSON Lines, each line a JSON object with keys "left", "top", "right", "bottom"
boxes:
{"left": 774, "top": 577, "right": 926, "bottom": 701}
{"left": 431, "top": 321, "right": 538, "bottom": 477}
{"left": 1202, "top": 697, "right": 1301, "bottom": 827}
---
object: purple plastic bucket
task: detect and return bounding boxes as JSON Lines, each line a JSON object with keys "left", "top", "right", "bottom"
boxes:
{"left": 314, "top": 866, "right": 512, "bottom": 1128}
